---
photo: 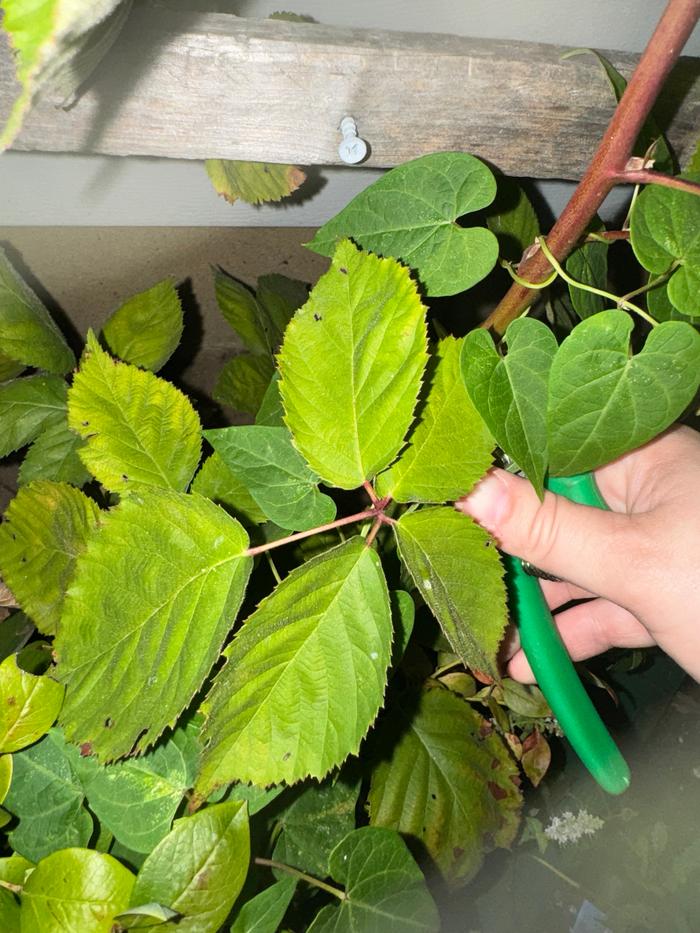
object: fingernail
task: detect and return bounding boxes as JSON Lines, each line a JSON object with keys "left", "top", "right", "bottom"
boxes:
{"left": 456, "top": 470, "right": 510, "bottom": 534}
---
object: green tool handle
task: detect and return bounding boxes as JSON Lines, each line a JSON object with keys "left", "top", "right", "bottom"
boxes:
{"left": 505, "top": 471, "right": 630, "bottom": 795}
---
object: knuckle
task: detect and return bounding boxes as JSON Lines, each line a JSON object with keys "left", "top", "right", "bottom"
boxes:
{"left": 525, "top": 493, "right": 562, "bottom": 565}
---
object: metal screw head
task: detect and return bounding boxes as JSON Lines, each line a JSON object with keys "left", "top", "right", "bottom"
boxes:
{"left": 338, "top": 115, "right": 368, "bottom": 165}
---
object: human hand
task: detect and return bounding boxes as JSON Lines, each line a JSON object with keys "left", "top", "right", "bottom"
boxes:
{"left": 456, "top": 426, "right": 700, "bottom": 683}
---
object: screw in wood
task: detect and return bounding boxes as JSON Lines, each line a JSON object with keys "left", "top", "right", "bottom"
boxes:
{"left": 338, "top": 116, "right": 368, "bottom": 165}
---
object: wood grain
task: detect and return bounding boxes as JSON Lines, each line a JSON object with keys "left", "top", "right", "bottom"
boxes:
{"left": 2, "top": 8, "right": 698, "bottom": 178}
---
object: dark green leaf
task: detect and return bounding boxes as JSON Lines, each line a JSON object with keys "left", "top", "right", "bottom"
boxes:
{"left": 566, "top": 238, "right": 608, "bottom": 319}
{"left": 18, "top": 416, "right": 90, "bottom": 487}
{"left": 102, "top": 278, "right": 183, "bottom": 372}
{"left": 0, "top": 612, "right": 34, "bottom": 665}
{"left": 0, "top": 374, "right": 67, "bottom": 458}
{"left": 229, "top": 876, "right": 296, "bottom": 933}
{"left": 255, "top": 373, "right": 285, "bottom": 427}
{"left": 191, "top": 452, "right": 267, "bottom": 525}
{"left": 256, "top": 274, "right": 308, "bottom": 342}
{"left": 214, "top": 354, "right": 275, "bottom": 418}
{"left": 390, "top": 590, "right": 415, "bottom": 668}
{"left": 214, "top": 270, "right": 272, "bottom": 356}
{"left": 647, "top": 277, "right": 700, "bottom": 325}
{"left": 484, "top": 175, "right": 540, "bottom": 262}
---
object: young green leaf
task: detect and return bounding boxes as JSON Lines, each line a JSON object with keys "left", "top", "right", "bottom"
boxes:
{"left": 18, "top": 416, "right": 90, "bottom": 488}
{"left": 395, "top": 507, "right": 507, "bottom": 679}
{"left": 0, "top": 249, "right": 74, "bottom": 374}
{"left": 307, "top": 153, "right": 498, "bottom": 296}
{"left": 191, "top": 452, "right": 267, "bottom": 525}
{"left": 214, "top": 353, "right": 274, "bottom": 418}
{"left": 377, "top": 336, "right": 494, "bottom": 502}
{"left": 368, "top": 686, "right": 522, "bottom": 885}
{"left": 0, "top": 656, "right": 64, "bottom": 753}
{"left": 206, "top": 160, "right": 306, "bottom": 205}
{"left": 20, "top": 848, "right": 134, "bottom": 932}
{"left": 548, "top": 311, "right": 700, "bottom": 475}
{"left": 205, "top": 425, "right": 336, "bottom": 531}
{"left": 68, "top": 332, "right": 201, "bottom": 493}
{"left": 229, "top": 876, "right": 296, "bottom": 933}
{"left": 256, "top": 373, "right": 286, "bottom": 427}
{"left": 484, "top": 174, "right": 540, "bottom": 262}
{"left": 129, "top": 801, "right": 249, "bottom": 933}
{"left": 56, "top": 489, "right": 252, "bottom": 760}
{"left": 461, "top": 318, "right": 557, "bottom": 497}
{"left": 0, "top": 481, "right": 101, "bottom": 635}
{"left": 4, "top": 729, "right": 93, "bottom": 862}
{"left": 272, "top": 777, "right": 361, "bottom": 877}
{"left": 215, "top": 269, "right": 272, "bottom": 356}
{"left": 196, "top": 537, "right": 392, "bottom": 793}
{"left": 631, "top": 173, "right": 700, "bottom": 318}
{"left": 307, "top": 827, "right": 439, "bottom": 933}
{"left": 566, "top": 236, "right": 608, "bottom": 320}
{"left": 0, "top": 374, "right": 67, "bottom": 458}
{"left": 279, "top": 240, "right": 428, "bottom": 489}
{"left": 102, "top": 278, "right": 183, "bottom": 372}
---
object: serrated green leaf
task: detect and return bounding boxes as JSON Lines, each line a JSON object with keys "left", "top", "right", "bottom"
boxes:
{"left": 279, "top": 240, "right": 428, "bottom": 489}
{"left": 368, "top": 687, "right": 522, "bottom": 885}
{"left": 484, "top": 175, "right": 540, "bottom": 262}
{"left": 377, "top": 336, "right": 494, "bottom": 502}
{"left": 307, "top": 827, "right": 439, "bottom": 933}
{"left": 647, "top": 277, "right": 700, "bottom": 325}
{"left": 0, "top": 374, "right": 67, "bottom": 458}
{"left": 113, "top": 903, "right": 179, "bottom": 929}
{"left": 272, "top": 777, "right": 360, "bottom": 877}
{"left": 20, "top": 847, "right": 134, "bottom": 933}
{"left": 229, "top": 876, "right": 296, "bottom": 933}
{"left": 214, "top": 354, "right": 275, "bottom": 418}
{"left": 255, "top": 373, "right": 285, "bottom": 427}
{"left": 4, "top": 729, "right": 93, "bottom": 861}
{"left": 129, "top": 801, "right": 249, "bottom": 933}
{"left": 395, "top": 507, "right": 507, "bottom": 679}
{"left": 308, "top": 153, "right": 498, "bottom": 297}
{"left": 256, "top": 273, "right": 308, "bottom": 341}
{"left": 215, "top": 270, "right": 271, "bottom": 356}
{"left": 461, "top": 318, "right": 557, "bottom": 497}
{"left": 0, "top": 655, "right": 63, "bottom": 753}
{"left": 56, "top": 489, "right": 252, "bottom": 760}
{"left": 206, "top": 160, "right": 306, "bottom": 205}
{"left": 0, "top": 481, "right": 100, "bottom": 635}
{"left": 0, "top": 249, "right": 74, "bottom": 374}
{"left": 548, "top": 311, "right": 700, "bottom": 475}
{"left": 67, "top": 332, "right": 201, "bottom": 493}
{"left": 102, "top": 278, "right": 183, "bottom": 372}
{"left": 191, "top": 453, "right": 267, "bottom": 525}
{"left": 77, "top": 725, "right": 200, "bottom": 854}
{"left": 196, "top": 537, "right": 392, "bottom": 793}
{"left": 205, "top": 425, "right": 336, "bottom": 532}
{"left": 18, "top": 415, "right": 90, "bottom": 487}
{"left": 566, "top": 238, "right": 609, "bottom": 319}
{"left": 630, "top": 174, "right": 700, "bottom": 318}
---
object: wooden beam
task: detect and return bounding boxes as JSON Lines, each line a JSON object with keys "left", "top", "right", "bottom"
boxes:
{"left": 2, "top": 8, "right": 699, "bottom": 178}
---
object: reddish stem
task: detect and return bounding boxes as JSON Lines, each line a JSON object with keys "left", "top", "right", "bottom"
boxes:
{"left": 245, "top": 507, "right": 379, "bottom": 557}
{"left": 610, "top": 169, "right": 700, "bottom": 196}
{"left": 483, "top": 0, "right": 700, "bottom": 335}
{"left": 586, "top": 230, "right": 630, "bottom": 242}
{"left": 363, "top": 480, "right": 379, "bottom": 504}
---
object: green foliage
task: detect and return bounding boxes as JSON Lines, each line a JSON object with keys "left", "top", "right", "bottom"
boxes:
{"left": 206, "top": 160, "right": 306, "bottom": 205}
{"left": 229, "top": 876, "right": 296, "bottom": 933}
{"left": 191, "top": 453, "right": 267, "bottom": 525}
{"left": 102, "top": 278, "right": 184, "bottom": 372}
{"left": 0, "top": 656, "right": 64, "bottom": 753}
{"left": 566, "top": 234, "right": 609, "bottom": 319}
{"left": 279, "top": 240, "right": 428, "bottom": 489}
{"left": 18, "top": 416, "right": 89, "bottom": 487}
{"left": 214, "top": 355, "right": 274, "bottom": 418}
{"left": 484, "top": 174, "right": 540, "bottom": 261}
{"left": 308, "top": 152, "right": 499, "bottom": 296}
{"left": 0, "top": 374, "right": 67, "bottom": 459}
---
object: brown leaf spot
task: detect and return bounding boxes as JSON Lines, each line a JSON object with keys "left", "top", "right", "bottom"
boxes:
{"left": 80, "top": 742, "right": 93, "bottom": 757}
{"left": 6, "top": 696, "right": 16, "bottom": 707}
{"left": 453, "top": 846, "right": 464, "bottom": 860}
{"left": 488, "top": 780, "right": 508, "bottom": 801}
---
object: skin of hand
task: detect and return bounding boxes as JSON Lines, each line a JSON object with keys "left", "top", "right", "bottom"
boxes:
{"left": 456, "top": 425, "right": 700, "bottom": 683}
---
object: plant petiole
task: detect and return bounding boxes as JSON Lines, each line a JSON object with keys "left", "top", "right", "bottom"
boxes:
{"left": 255, "top": 857, "right": 346, "bottom": 900}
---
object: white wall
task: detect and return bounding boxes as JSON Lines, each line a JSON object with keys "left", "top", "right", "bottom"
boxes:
{"left": 2, "top": 0, "right": 698, "bottom": 226}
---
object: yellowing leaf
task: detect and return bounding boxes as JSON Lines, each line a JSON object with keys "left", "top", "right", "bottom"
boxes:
{"left": 0, "top": 656, "right": 64, "bottom": 753}
{"left": 206, "top": 160, "right": 306, "bottom": 205}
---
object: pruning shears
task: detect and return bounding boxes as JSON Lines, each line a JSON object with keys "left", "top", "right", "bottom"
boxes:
{"left": 504, "top": 470, "right": 631, "bottom": 795}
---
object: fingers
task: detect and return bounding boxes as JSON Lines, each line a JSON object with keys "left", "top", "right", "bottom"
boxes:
{"left": 540, "top": 578, "right": 595, "bottom": 610}
{"left": 506, "top": 598, "right": 656, "bottom": 684}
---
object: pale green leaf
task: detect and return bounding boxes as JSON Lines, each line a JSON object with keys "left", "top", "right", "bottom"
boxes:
{"left": 113, "top": 903, "right": 179, "bottom": 929}
{"left": 461, "top": 318, "right": 557, "bottom": 497}
{"left": 566, "top": 238, "right": 608, "bottom": 319}
{"left": 272, "top": 777, "right": 360, "bottom": 877}
{"left": 0, "top": 249, "right": 74, "bottom": 374}
{"left": 130, "top": 801, "right": 250, "bottom": 933}
{"left": 307, "top": 827, "right": 439, "bottom": 933}
{"left": 377, "top": 336, "right": 494, "bottom": 502}
{"left": 395, "top": 507, "right": 507, "bottom": 679}
{"left": 206, "top": 160, "right": 306, "bottom": 205}
{"left": 4, "top": 729, "right": 93, "bottom": 862}
{"left": 102, "top": 278, "right": 183, "bottom": 372}
{"left": 0, "top": 655, "right": 64, "bottom": 753}
{"left": 0, "top": 374, "right": 67, "bottom": 458}
{"left": 18, "top": 416, "right": 90, "bottom": 487}
{"left": 279, "top": 240, "right": 428, "bottom": 489}
{"left": 255, "top": 373, "right": 285, "bottom": 427}
{"left": 196, "top": 537, "right": 392, "bottom": 793}
{"left": 67, "top": 332, "right": 201, "bottom": 493}
{"left": 630, "top": 173, "right": 700, "bottom": 318}
{"left": 20, "top": 848, "right": 134, "bottom": 933}
{"left": 484, "top": 175, "right": 540, "bottom": 262}
{"left": 0, "top": 481, "right": 100, "bottom": 635}
{"left": 308, "top": 153, "right": 498, "bottom": 297}
{"left": 548, "top": 311, "right": 700, "bottom": 475}
{"left": 56, "top": 489, "right": 252, "bottom": 760}
{"left": 214, "top": 354, "right": 274, "bottom": 418}
{"left": 368, "top": 687, "right": 522, "bottom": 885}
{"left": 205, "top": 425, "right": 336, "bottom": 531}
{"left": 0, "top": 755, "right": 12, "bottom": 804}
{"left": 191, "top": 452, "right": 267, "bottom": 525}
{"left": 229, "top": 876, "right": 296, "bottom": 933}
{"left": 0, "top": 854, "right": 32, "bottom": 933}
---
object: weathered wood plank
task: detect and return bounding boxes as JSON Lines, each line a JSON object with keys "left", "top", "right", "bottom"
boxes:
{"left": 2, "top": 8, "right": 699, "bottom": 178}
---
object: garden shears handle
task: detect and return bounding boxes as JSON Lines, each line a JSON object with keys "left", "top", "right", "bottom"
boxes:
{"left": 504, "top": 471, "right": 631, "bottom": 795}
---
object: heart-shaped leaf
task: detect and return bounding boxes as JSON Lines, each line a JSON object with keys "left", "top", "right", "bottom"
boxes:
{"left": 548, "top": 311, "right": 700, "bottom": 475}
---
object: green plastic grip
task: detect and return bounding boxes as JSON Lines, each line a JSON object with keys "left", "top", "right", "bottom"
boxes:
{"left": 505, "top": 471, "right": 631, "bottom": 795}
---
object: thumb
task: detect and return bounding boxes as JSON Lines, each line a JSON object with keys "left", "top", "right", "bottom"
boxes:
{"left": 456, "top": 468, "right": 640, "bottom": 606}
